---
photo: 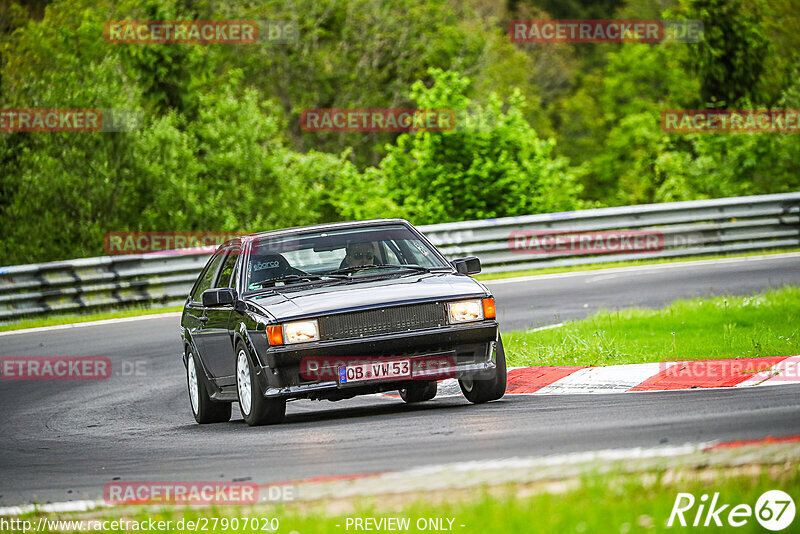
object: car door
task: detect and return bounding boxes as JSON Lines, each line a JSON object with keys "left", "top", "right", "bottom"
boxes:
{"left": 186, "top": 250, "right": 226, "bottom": 362}
{"left": 199, "top": 246, "right": 240, "bottom": 381}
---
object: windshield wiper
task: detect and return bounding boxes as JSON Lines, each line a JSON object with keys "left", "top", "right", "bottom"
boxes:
{"left": 393, "top": 265, "right": 447, "bottom": 272}
{"left": 328, "top": 264, "right": 383, "bottom": 275}
{"left": 328, "top": 264, "right": 443, "bottom": 276}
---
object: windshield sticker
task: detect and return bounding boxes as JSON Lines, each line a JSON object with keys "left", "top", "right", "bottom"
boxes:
{"left": 412, "top": 241, "right": 430, "bottom": 256}
{"left": 252, "top": 260, "right": 280, "bottom": 271}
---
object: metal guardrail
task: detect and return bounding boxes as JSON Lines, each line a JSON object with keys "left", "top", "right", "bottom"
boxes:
{"left": 421, "top": 192, "right": 800, "bottom": 272}
{"left": 1, "top": 192, "right": 798, "bottom": 322}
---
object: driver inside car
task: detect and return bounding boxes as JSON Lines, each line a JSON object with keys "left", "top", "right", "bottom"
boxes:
{"left": 340, "top": 241, "right": 380, "bottom": 269}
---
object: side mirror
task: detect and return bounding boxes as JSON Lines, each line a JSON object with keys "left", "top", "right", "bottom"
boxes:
{"left": 451, "top": 256, "right": 481, "bottom": 275}
{"left": 202, "top": 288, "right": 236, "bottom": 307}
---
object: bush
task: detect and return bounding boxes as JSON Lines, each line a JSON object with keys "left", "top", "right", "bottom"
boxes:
{"left": 373, "top": 69, "right": 582, "bottom": 224}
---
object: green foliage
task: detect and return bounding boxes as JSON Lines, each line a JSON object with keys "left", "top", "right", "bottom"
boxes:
{"left": 679, "top": 0, "right": 775, "bottom": 107}
{"left": 226, "top": 0, "right": 544, "bottom": 168}
{"left": 550, "top": 0, "right": 799, "bottom": 206}
{"left": 555, "top": 43, "right": 700, "bottom": 204}
{"left": 373, "top": 69, "right": 581, "bottom": 224}
{"left": 0, "top": 0, "right": 798, "bottom": 265}
{"left": 655, "top": 118, "right": 800, "bottom": 201}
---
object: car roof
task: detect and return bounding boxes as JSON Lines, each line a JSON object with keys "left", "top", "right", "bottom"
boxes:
{"left": 218, "top": 219, "right": 415, "bottom": 249}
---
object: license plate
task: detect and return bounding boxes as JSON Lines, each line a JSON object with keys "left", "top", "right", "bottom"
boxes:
{"left": 338, "top": 360, "right": 411, "bottom": 384}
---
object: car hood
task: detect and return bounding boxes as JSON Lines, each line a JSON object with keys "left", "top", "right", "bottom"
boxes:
{"left": 247, "top": 273, "right": 487, "bottom": 321}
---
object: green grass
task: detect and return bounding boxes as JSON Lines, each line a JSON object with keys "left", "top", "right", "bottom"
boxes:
{"left": 505, "top": 286, "right": 800, "bottom": 367}
{"left": 0, "top": 305, "right": 183, "bottom": 332}
{"left": 475, "top": 248, "right": 800, "bottom": 281}
{"left": 8, "top": 464, "right": 797, "bottom": 533}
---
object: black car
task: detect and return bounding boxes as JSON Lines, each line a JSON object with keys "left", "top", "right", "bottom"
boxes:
{"left": 179, "top": 219, "right": 506, "bottom": 426}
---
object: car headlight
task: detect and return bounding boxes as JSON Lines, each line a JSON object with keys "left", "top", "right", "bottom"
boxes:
{"left": 283, "top": 319, "right": 320, "bottom": 344}
{"left": 447, "top": 300, "right": 484, "bottom": 323}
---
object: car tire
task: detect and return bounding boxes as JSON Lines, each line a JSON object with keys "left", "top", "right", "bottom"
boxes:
{"left": 236, "top": 343, "right": 286, "bottom": 426}
{"left": 399, "top": 381, "right": 438, "bottom": 403}
{"left": 187, "top": 349, "right": 232, "bottom": 424}
{"left": 459, "top": 335, "right": 507, "bottom": 404}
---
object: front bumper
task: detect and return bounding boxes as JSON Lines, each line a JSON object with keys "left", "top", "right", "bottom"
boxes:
{"left": 257, "top": 321, "right": 499, "bottom": 399}
{"left": 264, "top": 358, "right": 497, "bottom": 399}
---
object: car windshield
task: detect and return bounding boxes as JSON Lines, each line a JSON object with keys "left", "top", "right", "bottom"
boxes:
{"left": 244, "top": 224, "right": 450, "bottom": 291}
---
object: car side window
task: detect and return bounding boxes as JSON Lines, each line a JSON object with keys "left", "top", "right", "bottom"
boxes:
{"left": 190, "top": 252, "right": 225, "bottom": 302}
{"left": 215, "top": 249, "right": 240, "bottom": 289}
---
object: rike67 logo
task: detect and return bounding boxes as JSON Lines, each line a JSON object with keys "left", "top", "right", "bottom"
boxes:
{"left": 669, "top": 490, "right": 795, "bottom": 531}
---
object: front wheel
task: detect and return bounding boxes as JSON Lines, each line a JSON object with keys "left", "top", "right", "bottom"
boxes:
{"left": 459, "top": 336, "right": 507, "bottom": 404}
{"left": 236, "top": 344, "right": 286, "bottom": 426}
{"left": 187, "top": 350, "right": 231, "bottom": 424}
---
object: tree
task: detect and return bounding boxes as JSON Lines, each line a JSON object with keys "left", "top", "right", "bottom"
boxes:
{"left": 372, "top": 69, "right": 581, "bottom": 224}
{"left": 680, "top": 0, "right": 774, "bottom": 107}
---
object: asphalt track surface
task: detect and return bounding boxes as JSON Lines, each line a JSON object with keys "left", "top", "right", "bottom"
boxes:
{"left": 1, "top": 254, "right": 799, "bottom": 506}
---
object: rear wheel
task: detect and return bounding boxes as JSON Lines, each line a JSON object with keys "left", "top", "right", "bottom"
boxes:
{"left": 187, "top": 350, "right": 231, "bottom": 424}
{"left": 399, "top": 381, "right": 438, "bottom": 403}
{"left": 459, "top": 336, "right": 507, "bottom": 404}
{"left": 236, "top": 344, "right": 286, "bottom": 426}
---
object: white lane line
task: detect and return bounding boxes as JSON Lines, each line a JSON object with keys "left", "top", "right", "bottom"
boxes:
{"left": 0, "top": 499, "right": 101, "bottom": 516}
{"left": 586, "top": 273, "right": 619, "bottom": 283}
{"left": 736, "top": 355, "right": 800, "bottom": 388}
{"left": 528, "top": 322, "right": 564, "bottom": 332}
{"left": 0, "top": 312, "right": 182, "bottom": 337}
{"left": 535, "top": 362, "right": 676, "bottom": 394}
{"left": 484, "top": 252, "right": 800, "bottom": 286}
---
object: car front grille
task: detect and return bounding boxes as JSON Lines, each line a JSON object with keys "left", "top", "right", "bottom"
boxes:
{"left": 319, "top": 302, "right": 447, "bottom": 341}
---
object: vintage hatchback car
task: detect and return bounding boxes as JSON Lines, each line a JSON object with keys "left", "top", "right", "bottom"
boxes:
{"left": 179, "top": 219, "right": 506, "bottom": 426}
